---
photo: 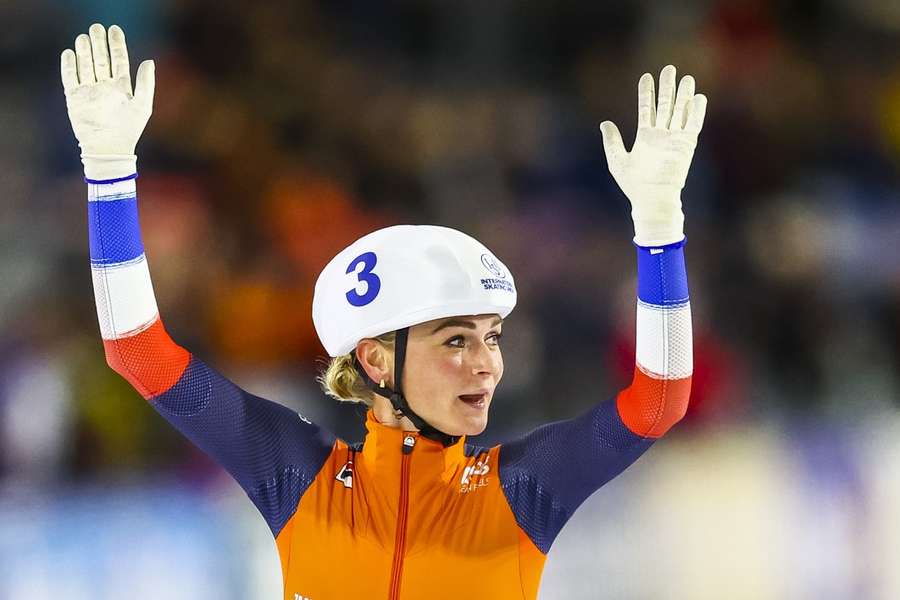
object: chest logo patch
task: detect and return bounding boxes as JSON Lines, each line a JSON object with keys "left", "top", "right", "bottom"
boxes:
{"left": 336, "top": 461, "right": 353, "bottom": 489}
{"left": 460, "top": 456, "right": 490, "bottom": 494}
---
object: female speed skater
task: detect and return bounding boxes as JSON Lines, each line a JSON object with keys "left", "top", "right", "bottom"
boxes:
{"left": 61, "top": 23, "right": 705, "bottom": 599}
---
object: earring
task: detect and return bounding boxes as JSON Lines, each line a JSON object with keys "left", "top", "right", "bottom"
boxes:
{"left": 380, "top": 379, "right": 385, "bottom": 388}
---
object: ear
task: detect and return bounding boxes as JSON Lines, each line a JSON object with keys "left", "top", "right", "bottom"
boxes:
{"left": 355, "top": 339, "right": 393, "bottom": 386}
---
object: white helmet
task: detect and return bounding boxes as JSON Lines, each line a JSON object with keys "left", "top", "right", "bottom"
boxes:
{"left": 313, "top": 224, "right": 517, "bottom": 357}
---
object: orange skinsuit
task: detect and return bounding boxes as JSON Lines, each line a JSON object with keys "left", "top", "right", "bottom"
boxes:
{"left": 278, "top": 412, "right": 548, "bottom": 598}
{"left": 87, "top": 178, "right": 692, "bottom": 598}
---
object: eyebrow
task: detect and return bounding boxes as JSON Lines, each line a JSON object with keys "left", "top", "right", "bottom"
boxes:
{"left": 430, "top": 317, "right": 503, "bottom": 335}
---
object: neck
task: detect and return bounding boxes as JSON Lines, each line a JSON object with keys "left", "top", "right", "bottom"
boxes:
{"left": 372, "top": 395, "right": 419, "bottom": 431}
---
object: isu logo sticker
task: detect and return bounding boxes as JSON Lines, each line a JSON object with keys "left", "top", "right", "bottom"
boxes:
{"left": 460, "top": 456, "right": 490, "bottom": 494}
{"left": 479, "top": 254, "right": 514, "bottom": 293}
{"left": 481, "top": 253, "right": 506, "bottom": 279}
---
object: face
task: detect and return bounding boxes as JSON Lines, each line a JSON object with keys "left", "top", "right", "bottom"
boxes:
{"left": 400, "top": 314, "right": 504, "bottom": 436}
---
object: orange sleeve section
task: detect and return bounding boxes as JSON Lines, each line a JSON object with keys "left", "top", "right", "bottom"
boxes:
{"left": 103, "top": 319, "right": 191, "bottom": 399}
{"left": 616, "top": 368, "right": 692, "bottom": 438}
{"left": 275, "top": 514, "right": 295, "bottom": 586}
{"left": 517, "top": 527, "right": 548, "bottom": 600}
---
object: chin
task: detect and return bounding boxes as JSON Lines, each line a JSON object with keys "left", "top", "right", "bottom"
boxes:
{"left": 431, "top": 399, "right": 491, "bottom": 437}
{"left": 465, "top": 421, "right": 488, "bottom": 436}
{"left": 457, "top": 410, "right": 490, "bottom": 437}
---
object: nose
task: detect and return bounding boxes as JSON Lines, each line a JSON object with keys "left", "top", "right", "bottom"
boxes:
{"left": 468, "top": 339, "right": 500, "bottom": 376}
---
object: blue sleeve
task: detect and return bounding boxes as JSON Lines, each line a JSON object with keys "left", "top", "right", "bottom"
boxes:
{"left": 498, "top": 398, "right": 653, "bottom": 553}
{"left": 84, "top": 176, "right": 335, "bottom": 538}
{"left": 151, "top": 357, "right": 336, "bottom": 537}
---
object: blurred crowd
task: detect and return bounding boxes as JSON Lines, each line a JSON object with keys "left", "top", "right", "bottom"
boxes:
{"left": 1, "top": 0, "right": 899, "bottom": 490}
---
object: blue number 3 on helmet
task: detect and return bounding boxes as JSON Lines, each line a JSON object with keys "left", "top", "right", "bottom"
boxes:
{"left": 313, "top": 225, "right": 517, "bottom": 358}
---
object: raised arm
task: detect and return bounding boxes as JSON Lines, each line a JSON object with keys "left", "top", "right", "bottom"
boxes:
{"left": 61, "top": 24, "right": 334, "bottom": 537}
{"left": 500, "top": 65, "right": 705, "bottom": 553}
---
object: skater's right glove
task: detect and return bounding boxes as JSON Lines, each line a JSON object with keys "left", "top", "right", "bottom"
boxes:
{"left": 61, "top": 23, "right": 155, "bottom": 181}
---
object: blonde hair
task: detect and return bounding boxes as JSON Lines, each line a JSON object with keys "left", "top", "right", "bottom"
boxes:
{"left": 317, "top": 331, "right": 396, "bottom": 406}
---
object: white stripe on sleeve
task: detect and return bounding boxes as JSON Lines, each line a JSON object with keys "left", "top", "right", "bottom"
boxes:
{"left": 635, "top": 300, "right": 693, "bottom": 379}
{"left": 92, "top": 255, "right": 159, "bottom": 339}
{"left": 88, "top": 178, "right": 137, "bottom": 201}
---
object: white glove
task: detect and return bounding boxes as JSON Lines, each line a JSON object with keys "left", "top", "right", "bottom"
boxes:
{"left": 61, "top": 24, "right": 155, "bottom": 181}
{"left": 600, "top": 65, "right": 707, "bottom": 247}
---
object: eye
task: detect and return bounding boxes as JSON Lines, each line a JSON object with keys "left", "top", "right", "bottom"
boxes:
{"left": 444, "top": 331, "right": 503, "bottom": 348}
{"left": 445, "top": 335, "right": 465, "bottom": 348}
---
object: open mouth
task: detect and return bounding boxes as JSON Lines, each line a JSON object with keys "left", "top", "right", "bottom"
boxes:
{"left": 458, "top": 393, "right": 487, "bottom": 409}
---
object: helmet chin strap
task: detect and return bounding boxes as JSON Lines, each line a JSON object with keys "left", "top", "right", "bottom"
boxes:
{"left": 354, "top": 327, "right": 460, "bottom": 447}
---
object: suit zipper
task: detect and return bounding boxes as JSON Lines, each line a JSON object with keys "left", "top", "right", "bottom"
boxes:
{"left": 389, "top": 434, "right": 416, "bottom": 600}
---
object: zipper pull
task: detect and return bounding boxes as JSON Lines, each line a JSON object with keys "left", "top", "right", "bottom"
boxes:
{"left": 402, "top": 435, "right": 416, "bottom": 455}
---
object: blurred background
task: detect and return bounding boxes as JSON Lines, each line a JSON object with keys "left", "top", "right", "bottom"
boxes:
{"left": 2, "top": 0, "right": 900, "bottom": 598}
